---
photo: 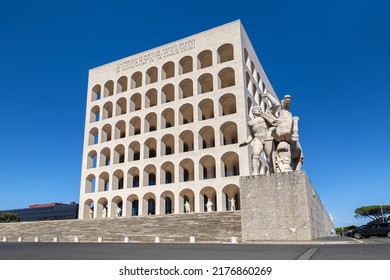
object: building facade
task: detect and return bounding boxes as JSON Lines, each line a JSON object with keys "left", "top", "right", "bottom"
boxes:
{"left": 79, "top": 20, "right": 279, "bottom": 219}
{"left": 0, "top": 203, "right": 79, "bottom": 222}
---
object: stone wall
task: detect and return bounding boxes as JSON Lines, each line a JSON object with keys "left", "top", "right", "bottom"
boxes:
{"left": 240, "top": 171, "right": 333, "bottom": 241}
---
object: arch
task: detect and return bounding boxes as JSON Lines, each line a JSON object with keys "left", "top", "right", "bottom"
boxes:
{"left": 161, "top": 108, "right": 175, "bottom": 129}
{"left": 127, "top": 194, "right": 139, "bottom": 216}
{"left": 143, "top": 165, "right": 156, "bottom": 186}
{"left": 85, "top": 174, "right": 96, "bottom": 193}
{"left": 179, "top": 78, "right": 193, "bottom": 99}
{"left": 217, "top": 43, "right": 234, "bottom": 63}
{"left": 113, "top": 144, "right": 125, "bottom": 164}
{"left": 117, "top": 76, "right": 128, "bottom": 93}
{"left": 218, "top": 67, "right": 235, "bottom": 89}
{"left": 143, "top": 193, "right": 156, "bottom": 215}
{"left": 179, "top": 130, "right": 194, "bottom": 153}
{"left": 83, "top": 199, "right": 94, "bottom": 219}
{"left": 98, "top": 172, "right": 110, "bottom": 192}
{"left": 144, "top": 138, "right": 157, "bottom": 159}
{"left": 128, "top": 141, "right": 140, "bottom": 162}
{"left": 115, "top": 97, "right": 127, "bottom": 116}
{"left": 161, "top": 134, "right": 174, "bottom": 156}
{"left": 244, "top": 48, "right": 249, "bottom": 66}
{"left": 145, "top": 88, "right": 157, "bottom": 108}
{"left": 103, "top": 80, "right": 114, "bottom": 97}
{"left": 88, "top": 127, "right": 99, "bottom": 145}
{"left": 198, "top": 98, "right": 214, "bottom": 120}
{"left": 91, "top": 85, "right": 101, "bottom": 101}
{"left": 115, "top": 120, "right": 126, "bottom": 139}
{"left": 131, "top": 71, "right": 142, "bottom": 89}
{"left": 97, "top": 197, "right": 108, "bottom": 218}
{"left": 90, "top": 106, "right": 100, "bottom": 123}
{"left": 222, "top": 184, "right": 240, "bottom": 211}
{"left": 130, "top": 93, "right": 142, "bottom": 112}
{"left": 112, "top": 169, "right": 124, "bottom": 190}
{"left": 111, "top": 196, "right": 123, "bottom": 217}
{"left": 179, "top": 104, "right": 193, "bottom": 125}
{"left": 101, "top": 124, "right": 112, "bottom": 142}
{"left": 247, "top": 97, "right": 252, "bottom": 115}
{"left": 246, "top": 72, "right": 251, "bottom": 89}
{"left": 144, "top": 112, "right": 157, "bottom": 132}
{"left": 197, "top": 50, "right": 212, "bottom": 69}
{"left": 200, "top": 186, "right": 217, "bottom": 212}
{"left": 162, "top": 61, "right": 175, "bottom": 79}
{"left": 161, "top": 83, "right": 175, "bottom": 104}
{"left": 179, "top": 56, "right": 193, "bottom": 74}
{"left": 219, "top": 93, "right": 236, "bottom": 116}
{"left": 160, "top": 190, "right": 174, "bottom": 214}
{"left": 129, "top": 116, "right": 141, "bottom": 136}
{"left": 179, "top": 158, "right": 194, "bottom": 182}
{"left": 199, "top": 155, "right": 216, "bottom": 180}
{"left": 127, "top": 167, "right": 140, "bottom": 188}
{"left": 146, "top": 66, "right": 158, "bottom": 84}
{"left": 102, "top": 102, "right": 113, "bottom": 119}
{"left": 198, "top": 73, "right": 213, "bottom": 94}
{"left": 179, "top": 189, "right": 195, "bottom": 213}
{"left": 99, "top": 147, "right": 111, "bottom": 167}
{"left": 87, "top": 150, "right": 97, "bottom": 169}
{"left": 221, "top": 151, "right": 240, "bottom": 177}
{"left": 161, "top": 161, "right": 174, "bottom": 184}
{"left": 250, "top": 61, "right": 255, "bottom": 75}
{"left": 220, "top": 121, "right": 238, "bottom": 145}
{"left": 199, "top": 126, "right": 215, "bottom": 149}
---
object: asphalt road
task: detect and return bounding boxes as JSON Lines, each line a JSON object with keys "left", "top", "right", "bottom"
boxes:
{"left": 0, "top": 237, "right": 389, "bottom": 260}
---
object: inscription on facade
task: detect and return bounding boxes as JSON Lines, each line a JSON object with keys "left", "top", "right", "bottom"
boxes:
{"left": 115, "top": 39, "right": 196, "bottom": 74}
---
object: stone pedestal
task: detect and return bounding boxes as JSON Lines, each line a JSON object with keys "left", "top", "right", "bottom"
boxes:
{"left": 240, "top": 170, "right": 334, "bottom": 241}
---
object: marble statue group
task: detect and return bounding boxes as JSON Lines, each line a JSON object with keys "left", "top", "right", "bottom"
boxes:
{"left": 240, "top": 92, "right": 303, "bottom": 175}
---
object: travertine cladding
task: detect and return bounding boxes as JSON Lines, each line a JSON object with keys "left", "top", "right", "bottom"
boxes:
{"left": 0, "top": 212, "right": 241, "bottom": 243}
{"left": 240, "top": 171, "right": 333, "bottom": 241}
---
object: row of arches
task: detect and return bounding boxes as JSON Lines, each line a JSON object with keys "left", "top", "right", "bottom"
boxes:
{"left": 89, "top": 68, "right": 236, "bottom": 123}
{"left": 84, "top": 152, "right": 240, "bottom": 193}
{"left": 82, "top": 184, "right": 240, "bottom": 218}
{"left": 87, "top": 122, "right": 238, "bottom": 169}
{"left": 88, "top": 96, "right": 237, "bottom": 145}
{"left": 91, "top": 44, "right": 235, "bottom": 101}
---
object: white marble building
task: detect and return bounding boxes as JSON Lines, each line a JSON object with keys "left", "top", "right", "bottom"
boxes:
{"left": 79, "top": 20, "right": 279, "bottom": 219}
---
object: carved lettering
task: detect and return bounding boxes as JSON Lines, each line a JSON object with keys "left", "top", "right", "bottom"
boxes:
{"left": 115, "top": 39, "right": 195, "bottom": 74}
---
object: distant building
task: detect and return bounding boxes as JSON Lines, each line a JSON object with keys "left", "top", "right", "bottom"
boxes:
{"left": 0, "top": 202, "right": 79, "bottom": 222}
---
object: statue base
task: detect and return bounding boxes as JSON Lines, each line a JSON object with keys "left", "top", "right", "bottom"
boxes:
{"left": 240, "top": 170, "right": 334, "bottom": 241}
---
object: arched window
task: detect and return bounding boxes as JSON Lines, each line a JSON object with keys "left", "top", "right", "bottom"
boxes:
{"left": 144, "top": 138, "right": 157, "bottom": 159}
{"left": 161, "top": 108, "right": 175, "bottom": 129}
{"left": 218, "top": 67, "right": 235, "bottom": 89}
{"left": 117, "top": 76, "right": 128, "bottom": 93}
{"left": 144, "top": 113, "right": 157, "bottom": 132}
{"left": 198, "top": 99, "right": 214, "bottom": 120}
{"left": 221, "top": 152, "right": 240, "bottom": 177}
{"left": 161, "top": 84, "right": 175, "bottom": 104}
{"left": 198, "top": 73, "right": 213, "bottom": 94}
{"left": 88, "top": 127, "right": 99, "bottom": 145}
{"left": 179, "top": 56, "right": 193, "bottom": 74}
{"left": 100, "top": 148, "right": 111, "bottom": 167}
{"left": 146, "top": 66, "right": 158, "bottom": 84}
{"left": 103, "top": 102, "right": 113, "bottom": 119}
{"left": 115, "top": 120, "right": 126, "bottom": 139}
{"left": 219, "top": 93, "right": 236, "bottom": 116}
{"left": 199, "top": 126, "right": 215, "bottom": 149}
{"left": 104, "top": 80, "right": 114, "bottom": 97}
{"left": 90, "top": 106, "right": 100, "bottom": 123}
{"left": 98, "top": 172, "right": 110, "bottom": 192}
{"left": 127, "top": 167, "right": 140, "bottom": 188}
{"left": 143, "top": 165, "right": 156, "bottom": 186}
{"left": 179, "top": 104, "right": 193, "bottom": 125}
{"left": 179, "top": 130, "right": 194, "bottom": 153}
{"left": 199, "top": 156, "right": 216, "bottom": 179}
{"left": 162, "top": 61, "right": 175, "bottom": 79}
{"left": 200, "top": 187, "right": 217, "bottom": 212}
{"left": 217, "top": 43, "right": 234, "bottom": 63}
{"left": 179, "top": 159, "right": 194, "bottom": 182}
{"left": 145, "top": 88, "right": 157, "bottom": 108}
{"left": 161, "top": 134, "right": 174, "bottom": 156}
{"left": 128, "top": 141, "right": 140, "bottom": 161}
{"left": 131, "top": 71, "right": 142, "bottom": 89}
{"left": 179, "top": 79, "right": 193, "bottom": 99}
{"left": 197, "top": 50, "right": 212, "bottom": 69}
{"left": 161, "top": 162, "right": 174, "bottom": 184}
{"left": 112, "top": 170, "right": 124, "bottom": 190}
{"left": 222, "top": 184, "right": 240, "bottom": 211}
{"left": 87, "top": 151, "right": 97, "bottom": 169}
{"left": 91, "top": 85, "right": 101, "bottom": 101}
{"left": 85, "top": 175, "right": 96, "bottom": 193}
{"left": 220, "top": 122, "right": 238, "bottom": 145}
{"left": 129, "top": 117, "right": 141, "bottom": 136}
{"left": 161, "top": 191, "right": 174, "bottom": 214}
{"left": 101, "top": 124, "right": 112, "bottom": 142}
{"left": 130, "top": 93, "right": 142, "bottom": 112}
{"left": 113, "top": 144, "right": 125, "bottom": 164}
{"left": 115, "top": 98, "right": 127, "bottom": 116}
{"left": 179, "top": 189, "right": 194, "bottom": 214}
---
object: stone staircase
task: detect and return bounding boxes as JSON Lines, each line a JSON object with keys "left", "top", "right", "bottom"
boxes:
{"left": 0, "top": 211, "right": 242, "bottom": 243}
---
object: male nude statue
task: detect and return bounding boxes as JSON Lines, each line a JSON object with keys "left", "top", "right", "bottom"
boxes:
{"left": 239, "top": 106, "right": 274, "bottom": 175}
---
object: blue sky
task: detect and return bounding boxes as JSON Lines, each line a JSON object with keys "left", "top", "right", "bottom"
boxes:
{"left": 0, "top": 0, "right": 389, "bottom": 228}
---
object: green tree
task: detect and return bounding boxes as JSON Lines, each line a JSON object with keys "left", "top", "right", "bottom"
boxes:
{"left": 354, "top": 205, "right": 390, "bottom": 222}
{"left": 0, "top": 212, "right": 20, "bottom": 223}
